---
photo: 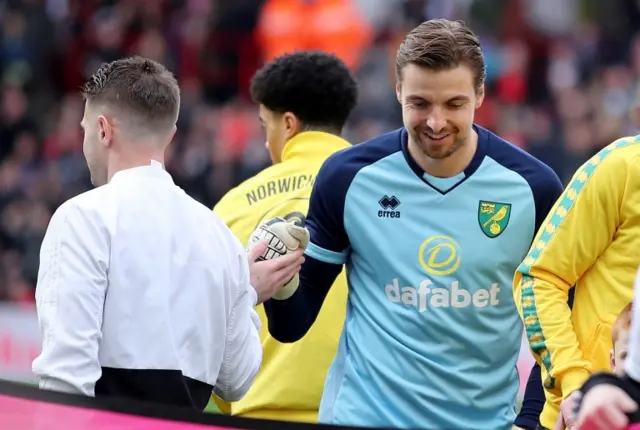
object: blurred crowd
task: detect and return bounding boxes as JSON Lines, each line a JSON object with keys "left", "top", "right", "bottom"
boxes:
{"left": 1, "top": 0, "right": 640, "bottom": 302}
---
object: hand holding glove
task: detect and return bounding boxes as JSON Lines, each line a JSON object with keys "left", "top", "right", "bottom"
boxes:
{"left": 247, "top": 217, "right": 310, "bottom": 300}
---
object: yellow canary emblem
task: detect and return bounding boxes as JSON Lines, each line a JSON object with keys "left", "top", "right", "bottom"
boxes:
{"left": 478, "top": 201, "right": 512, "bottom": 238}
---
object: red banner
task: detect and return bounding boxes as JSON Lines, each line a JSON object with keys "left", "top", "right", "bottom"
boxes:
{"left": 0, "top": 394, "right": 233, "bottom": 430}
{"left": 0, "top": 380, "right": 365, "bottom": 430}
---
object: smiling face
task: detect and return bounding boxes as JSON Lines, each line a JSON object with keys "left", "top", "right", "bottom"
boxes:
{"left": 396, "top": 63, "right": 483, "bottom": 160}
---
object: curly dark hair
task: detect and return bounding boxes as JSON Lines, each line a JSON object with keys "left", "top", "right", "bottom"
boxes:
{"left": 250, "top": 51, "right": 358, "bottom": 132}
{"left": 82, "top": 56, "right": 180, "bottom": 134}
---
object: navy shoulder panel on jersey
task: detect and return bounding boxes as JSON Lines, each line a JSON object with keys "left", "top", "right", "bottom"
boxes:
{"left": 479, "top": 125, "right": 563, "bottom": 233}
{"left": 307, "top": 128, "right": 403, "bottom": 253}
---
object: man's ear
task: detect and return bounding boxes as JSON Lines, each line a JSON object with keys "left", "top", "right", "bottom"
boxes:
{"left": 97, "top": 114, "right": 114, "bottom": 147}
{"left": 610, "top": 348, "right": 616, "bottom": 371}
{"left": 167, "top": 124, "right": 177, "bottom": 144}
{"left": 475, "top": 84, "right": 485, "bottom": 110}
{"left": 283, "top": 112, "right": 300, "bottom": 140}
{"left": 396, "top": 82, "right": 402, "bottom": 104}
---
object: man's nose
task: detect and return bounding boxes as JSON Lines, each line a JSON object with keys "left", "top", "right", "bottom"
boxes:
{"left": 426, "top": 113, "right": 446, "bottom": 134}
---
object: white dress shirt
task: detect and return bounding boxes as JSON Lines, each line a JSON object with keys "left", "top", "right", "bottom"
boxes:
{"left": 32, "top": 161, "right": 262, "bottom": 409}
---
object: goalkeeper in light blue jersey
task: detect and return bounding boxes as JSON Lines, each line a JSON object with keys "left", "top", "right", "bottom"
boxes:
{"left": 259, "top": 19, "right": 563, "bottom": 430}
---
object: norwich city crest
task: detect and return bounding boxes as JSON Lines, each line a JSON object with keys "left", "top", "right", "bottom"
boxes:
{"left": 478, "top": 201, "right": 511, "bottom": 238}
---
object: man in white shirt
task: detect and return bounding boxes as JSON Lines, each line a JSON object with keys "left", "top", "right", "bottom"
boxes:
{"left": 31, "top": 56, "right": 304, "bottom": 410}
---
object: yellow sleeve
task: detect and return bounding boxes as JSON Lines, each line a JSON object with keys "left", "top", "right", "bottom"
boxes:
{"left": 513, "top": 142, "right": 629, "bottom": 399}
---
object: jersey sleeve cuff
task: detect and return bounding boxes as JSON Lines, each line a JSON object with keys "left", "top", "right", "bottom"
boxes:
{"left": 513, "top": 415, "right": 538, "bottom": 430}
{"left": 561, "top": 368, "right": 591, "bottom": 398}
{"left": 304, "top": 242, "right": 347, "bottom": 265}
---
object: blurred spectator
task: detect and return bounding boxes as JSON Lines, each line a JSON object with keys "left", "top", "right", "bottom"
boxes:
{"left": 255, "top": 0, "right": 372, "bottom": 71}
{"left": 2, "top": 0, "right": 640, "bottom": 300}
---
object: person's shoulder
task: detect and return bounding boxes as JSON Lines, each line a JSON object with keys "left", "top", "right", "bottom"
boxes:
{"left": 216, "top": 171, "right": 266, "bottom": 208}
{"left": 54, "top": 187, "right": 108, "bottom": 220}
{"left": 178, "top": 186, "right": 242, "bottom": 242}
{"left": 480, "top": 125, "right": 562, "bottom": 195}
{"left": 44, "top": 188, "right": 111, "bottom": 238}
{"left": 175, "top": 190, "right": 247, "bottom": 276}
{"left": 564, "top": 135, "right": 640, "bottom": 196}
{"left": 317, "top": 128, "right": 404, "bottom": 187}
{"left": 590, "top": 134, "right": 640, "bottom": 169}
{"left": 215, "top": 162, "right": 291, "bottom": 213}
{"left": 481, "top": 125, "right": 558, "bottom": 179}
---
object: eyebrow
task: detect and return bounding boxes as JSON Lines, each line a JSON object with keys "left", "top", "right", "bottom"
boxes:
{"left": 447, "top": 95, "right": 471, "bottom": 102}
{"left": 406, "top": 95, "right": 471, "bottom": 103}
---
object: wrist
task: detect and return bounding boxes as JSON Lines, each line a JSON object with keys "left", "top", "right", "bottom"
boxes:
{"left": 561, "top": 368, "right": 591, "bottom": 399}
{"left": 249, "top": 286, "right": 258, "bottom": 307}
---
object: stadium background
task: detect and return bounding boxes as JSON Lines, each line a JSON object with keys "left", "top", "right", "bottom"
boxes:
{"left": 1, "top": 0, "right": 640, "bottom": 425}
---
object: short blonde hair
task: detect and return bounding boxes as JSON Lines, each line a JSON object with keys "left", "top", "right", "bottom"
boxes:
{"left": 612, "top": 302, "right": 633, "bottom": 344}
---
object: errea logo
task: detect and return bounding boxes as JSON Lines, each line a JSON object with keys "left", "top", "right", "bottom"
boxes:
{"left": 378, "top": 195, "right": 401, "bottom": 219}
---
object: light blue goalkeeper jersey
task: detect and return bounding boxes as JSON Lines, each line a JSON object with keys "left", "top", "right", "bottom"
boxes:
{"left": 264, "top": 125, "right": 563, "bottom": 429}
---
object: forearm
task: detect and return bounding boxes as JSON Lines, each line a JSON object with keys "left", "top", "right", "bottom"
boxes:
{"left": 215, "top": 289, "right": 262, "bottom": 402}
{"left": 33, "top": 304, "right": 104, "bottom": 396}
{"left": 264, "top": 256, "right": 341, "bottom": 342}
{"left": 516, "top": 274, "right": 589, "bottom": 398}
{"left": 32, "top": 297, "right": 105, "bottom": 397}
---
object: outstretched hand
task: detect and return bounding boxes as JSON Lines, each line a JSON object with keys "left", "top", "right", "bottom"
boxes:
{"left": 576, "top": 384, "right": 637, "bottom": 430}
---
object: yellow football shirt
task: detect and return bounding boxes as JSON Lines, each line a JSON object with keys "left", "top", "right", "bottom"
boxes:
{"left": 514, "top": 135, "right": 640, "bottom": 429}
{"left": 213, "top": 131, "right": 350, "bottom": 422}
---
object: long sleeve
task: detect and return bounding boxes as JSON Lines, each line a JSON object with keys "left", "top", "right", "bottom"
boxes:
{"left": 513, "top": 148, "right": 628, "bottom": 399}
{"left": 214, "top": 252, "right": 262, "bottom": 402}
{"left": 31, "top": 201, "right": 109, "bottom": 396}
{"left": 265, "top": 151, "right": 352, "bottom": 343}
{"left": 512, "top": 165, "right": 564, "bottom": 429}
{"left": 264, "top": 256, "right": 343, "bottom": 343}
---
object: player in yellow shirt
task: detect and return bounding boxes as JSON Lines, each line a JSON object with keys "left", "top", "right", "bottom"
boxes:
{"left": 212, "top": 51, "right": 357, "bottom": 422}
{"left": 513, "top": 135, "right": 640, "bottom": 430}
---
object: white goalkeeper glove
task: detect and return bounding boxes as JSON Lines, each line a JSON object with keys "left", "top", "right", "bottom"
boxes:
{"left": 247, "top": 217, "right": 310, "bottom": 300}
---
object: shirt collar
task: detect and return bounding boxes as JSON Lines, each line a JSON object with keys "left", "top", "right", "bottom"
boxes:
{"left": 109, "top": 159, "right": 174, "bottom": 184}
{"left": 281, "top": 131, "right": 351, "bottom": 162}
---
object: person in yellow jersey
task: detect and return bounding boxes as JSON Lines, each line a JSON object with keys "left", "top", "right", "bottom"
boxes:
{"left": 212, "top": 50, "right": 358, "bottom": 422}
{"left": 513, "top": 134, "right": 640, "bottom": 430}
